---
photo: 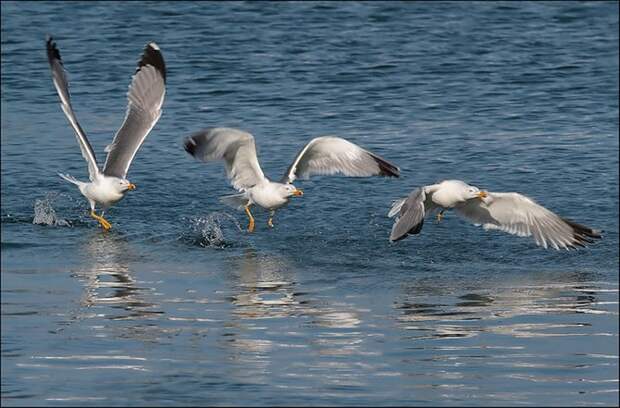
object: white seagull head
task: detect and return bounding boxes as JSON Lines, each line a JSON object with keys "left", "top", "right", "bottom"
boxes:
{"left": 280, "top": 183, "right": 304, "bottom": 199}
{"left": 106, "top": 177, "right": 136, "bottom": 194}
{"left": 439, "top": 180, "right": 488, "bottom": 204}
{"left": 463, "top": 184, "right": 488, "bottom": 201}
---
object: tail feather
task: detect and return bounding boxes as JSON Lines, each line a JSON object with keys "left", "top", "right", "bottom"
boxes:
{"left": 219, "top": 193, "right": 249, "bottom": 210}
{"left": 58, "top": 173, "right": 82, "bottom": 186}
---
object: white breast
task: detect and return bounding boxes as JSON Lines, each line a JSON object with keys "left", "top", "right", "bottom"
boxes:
{"left": 249, "top": 182, "right": 289, "bottom": 210}
{"left": 83, "top": 182, "right": 125, "bottom": 208}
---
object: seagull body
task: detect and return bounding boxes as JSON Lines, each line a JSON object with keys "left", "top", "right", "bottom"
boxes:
{"left": 72, "top": 176, "right": 127, "bottom": 207}
{"left": 46, "top": 37, "right": 166, "bottom": 230}
{"left": 247, "top": 181, "right": 293, "bottom": 210}
{"left": 389, "top": 179, "right": 602, "bottom": 249}
{"left": 184, "top": 128, "right": 400, "bottom": 231}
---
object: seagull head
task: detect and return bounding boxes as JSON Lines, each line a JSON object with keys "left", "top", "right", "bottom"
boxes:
{"left": 465, "top": 185, "right": 487, "bottom": 200}
{"left": 112, "top": 178, "right": 137, "bottom": 193}
{"left": 281, "top": 183, "right": 303, "bottom": 199}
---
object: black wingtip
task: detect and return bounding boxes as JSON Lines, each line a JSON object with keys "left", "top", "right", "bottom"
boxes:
{"left": 184, "top": 136, "right": 197, "bottom": 157}
{"left": 372, "top": 154, "right": 400, "bottom": 178}
{"left": 562, "top": 217, "right": 602, "bottom": 248}
{"left": 46, "top": 35, "right": 62, "bottom": 66}
{"left": 395, "top": 218, "right": 424, "bottom": 241}
{"left": 137, "top": 41, "right": 166, "bottom": 83}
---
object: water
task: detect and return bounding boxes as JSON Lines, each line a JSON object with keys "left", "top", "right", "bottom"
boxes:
{"left": 2, "top": 1, "right": 618, "bottom": 406}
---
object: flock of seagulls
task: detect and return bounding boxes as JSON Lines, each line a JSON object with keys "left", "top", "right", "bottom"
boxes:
{"left": 46, "top": 37, "right": 602, "bottom": 250}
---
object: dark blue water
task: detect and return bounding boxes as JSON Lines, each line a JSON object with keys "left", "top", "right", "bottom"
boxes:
{"left": 2, "top": 1, "right": 618, "bottom": 406}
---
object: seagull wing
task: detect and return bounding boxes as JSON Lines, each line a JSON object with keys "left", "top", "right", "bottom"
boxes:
{"left": 102, "top": 42, "right": 166, "bottom": 179}
{"left": 455, "top": 192, "right": 602, "bottom": 250}
{"left": 281, "top": 136, "right": 399, "bottom": 184}
{"left": 46, "top": 36, "right": 99, "bottom": 181}
{"left": 184, "top": 128, "right": 266, "bottom": 191}
{"left": 388, "top": 187, "right": 437, "bottom": 242}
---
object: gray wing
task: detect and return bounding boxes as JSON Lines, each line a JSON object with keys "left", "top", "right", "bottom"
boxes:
{"left": 455, "top": 192, "right": 602, "bottom": 250}
{"left": 389, "top": 187, "right": 430, "bottom": 242}
{"left": 46, "top": 36, "right": 99, "bottom": 181}
{"left": 102, "top": 42, "right": 166, "bottom": 179}
{"left": 184, "top": 128, "right": 266, "bottom": 191}
{"left": 281, "top": 136, "right": 399, "bottom": 184}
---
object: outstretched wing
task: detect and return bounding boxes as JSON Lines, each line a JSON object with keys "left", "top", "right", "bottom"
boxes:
{"left": 102, "top": 42, "right": 166, "bottom": 179}
{"left": 281, "top": 136, "right": 400, "bottom": 184}
{"left": 455, "top": 192, "right": 602, "bottom": 250}
{"left": 184, "top": 128, "right": 266, "bottom": 191}
{"left": 46, "top": 36, "right": 99, "bottom": 181}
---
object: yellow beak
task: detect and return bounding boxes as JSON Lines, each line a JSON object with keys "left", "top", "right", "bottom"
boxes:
{"left": 127, "top": 183, "right": 137, "bottom": 190}
{"left": 292, "top": 189, "right": 303, "bottom": 197}
{"left": 478, "top": 191, "right": 488, "bottom": 199}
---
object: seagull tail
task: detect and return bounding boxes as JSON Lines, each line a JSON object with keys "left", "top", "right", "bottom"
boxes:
{"left": 219, "top": 193, "right": 250, "bottom": 211}
{"left": 58, "top": 173, "right": 83, "bottom": 186}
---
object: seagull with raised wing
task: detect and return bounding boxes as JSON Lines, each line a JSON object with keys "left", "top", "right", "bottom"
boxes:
{"left": 46, "top": 36, "right": 166, "bottom": 230}
{"left": 184, "top": 128, "right": 400, "bottom": 232}
{"left": 388, "top": 179, "right": 602, "bottom": 249}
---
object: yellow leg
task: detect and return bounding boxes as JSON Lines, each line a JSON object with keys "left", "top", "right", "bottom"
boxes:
{"left": 436, "top": 210, "right": 444, "bottom": 223}
{"left": 90, "top": 210, "right": 112, "bottom": 231}
{"left": 267, "top": 211, "right": 275, "bottom": 228}
{"left": 244, "top": 205, "right": 255, "bottom": 233}
{"left": 99, "top": 216, "right": 112, "bottom": 231}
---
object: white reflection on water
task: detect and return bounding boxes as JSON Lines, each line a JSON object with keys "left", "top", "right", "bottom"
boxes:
{"left": 395, "top": 273, "right": 619, "bottom": 340}
{"left": 57, "top": 232, "right": 167, "bottom": 347}
{"left": 221, "top": 248, "right": 378, "bottom": 391}
{"left": 225, "top": 248, "right": 366, "bottom": 331}
{"left": 227, "top": 248, "right": 299, "bottom": 321}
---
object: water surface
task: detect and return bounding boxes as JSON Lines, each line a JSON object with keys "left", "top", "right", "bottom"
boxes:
{"left": 2, "top": 1, "right": 619, "bottom": 406}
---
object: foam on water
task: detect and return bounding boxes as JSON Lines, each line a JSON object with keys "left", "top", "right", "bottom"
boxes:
{"left": 32, "top": 193, "right": 72, "bottom": 227}
{"left": 180, "top": 212, "right": 243, "bottom": 248}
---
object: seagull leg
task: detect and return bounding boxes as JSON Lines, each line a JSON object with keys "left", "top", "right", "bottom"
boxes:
{"left": 267, "top": 210, "right": 275, "bottom": 228}
{"left": 90, "top": 210, "right": 112, "bottom": 231}
{"left": 435, "top": 210, "right": 445, "bottom": 223}
{"left": 99, "top": 211, "right": 112, "bottom": 230}
{"left": 244, "top": 205, "right": 255, "bottom": 233}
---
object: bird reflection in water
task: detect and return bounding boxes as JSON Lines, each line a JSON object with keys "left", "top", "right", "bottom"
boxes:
{"left": 394, "top": 270, "right": 611, "bottom": 340}
{"left": 224, "top": 248, "right": 370, "bottom": 369}
{"left": 73, "top": 233, "right": 163, "bottom": 323}
{"left": 227, "top": 248, "right": 299, "bottom": 321}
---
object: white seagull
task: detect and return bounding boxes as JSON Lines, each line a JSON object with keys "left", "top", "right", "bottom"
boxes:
{"left": 184, "top": 128, "right": 400, "bottom": 232}
{"left": 46, "top": 36, "right": 166, "bottom": 230}
{"left": 388, "top": 179, "right": 602, "bottom": 249}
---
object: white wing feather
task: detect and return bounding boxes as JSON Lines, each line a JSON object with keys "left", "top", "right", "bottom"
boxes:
{"left": 455, "top": 192, "right": 601, "bottom": 250}
{"left": 282, "top": 136, "right": 399, "bottom": 184}
{"left": 103, "top": 42, "right": 166, "bottom": 179}
{"left": 184, "top": 128, "right": 266, "bottom": 191}
{"left": 46, "top": 37, "right": 99, "bottom": 181}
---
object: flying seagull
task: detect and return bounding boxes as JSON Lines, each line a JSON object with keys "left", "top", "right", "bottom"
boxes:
{"left": 46, "top": 36, "right": 166, "bottom": 230}
{"left": 388, "top": 179, "right": 602, "bottom": 249}
{"left": 184, "top": 128, "right": 400, "bottom": 232}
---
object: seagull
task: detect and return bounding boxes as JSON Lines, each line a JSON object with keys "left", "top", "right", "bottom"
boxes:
{"left": 46, "top": 36, "right": 166, "bottom": 230}
{"left": 184, "top": 128, "right": 400, "bottom": 232}
{"left": 388, "top": 179, "right": 602, "bottom": 249}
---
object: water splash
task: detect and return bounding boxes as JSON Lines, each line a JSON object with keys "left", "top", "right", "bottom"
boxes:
{"left": 32, "top": 192, "right": 73, "bottom": 227}
{"left": 180, "top": 212, "right": 243, "bottom": 248}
